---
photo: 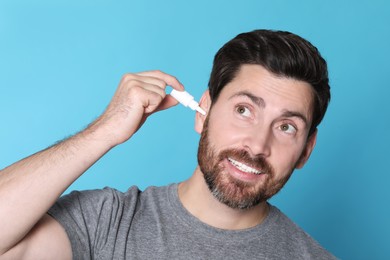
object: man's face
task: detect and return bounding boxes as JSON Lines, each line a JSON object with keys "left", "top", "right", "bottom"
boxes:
{"left": 197, "top": 64, "right": 317, "bottom": 209}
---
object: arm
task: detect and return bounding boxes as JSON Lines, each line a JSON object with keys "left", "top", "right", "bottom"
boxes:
{"left": 0, "top": 71, "right": 184, "bottom": 259}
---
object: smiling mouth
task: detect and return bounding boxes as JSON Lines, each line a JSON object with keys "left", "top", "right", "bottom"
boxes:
{"left": 227, "top": 158, "right": 262, "bottom": 175}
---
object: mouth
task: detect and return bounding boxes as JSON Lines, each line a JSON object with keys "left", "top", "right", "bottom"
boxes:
{"left": 227, "top": 157, "right": 263, "bottom": 175}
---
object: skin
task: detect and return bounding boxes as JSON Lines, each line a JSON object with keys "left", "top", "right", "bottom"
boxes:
{"left": 179, "top": 64, "right": 317, "bottom": 230}
{"left": 0, "top": 65, "right": 317, "bottom": 259}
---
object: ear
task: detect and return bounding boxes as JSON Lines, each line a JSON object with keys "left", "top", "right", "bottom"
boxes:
{"left": 195, "top": 90, "right": 211, "bottom": 134}
{"left": 295, "top": 129, "right": 318, "bottom": 169}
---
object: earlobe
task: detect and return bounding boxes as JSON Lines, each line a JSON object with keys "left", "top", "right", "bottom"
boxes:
{"left": 295, "top": 129, "right": 318, "bottom": 169}
{"left": 194, "top": 90, "right": 211, "bottom": 134}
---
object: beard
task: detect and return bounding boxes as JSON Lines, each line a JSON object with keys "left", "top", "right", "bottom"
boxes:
{"left": 197, "top": 117, "right": 293, "bottom": 210}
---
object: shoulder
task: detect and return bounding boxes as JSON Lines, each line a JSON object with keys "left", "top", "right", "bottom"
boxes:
{"left": 267, "top": 205, "right": 337, "bottom": 259}
{"left": 49, "top": 185, "right": 173, "bottom": 219}
{"left": 50, "top": 186, "right": 141, "bottom": 213}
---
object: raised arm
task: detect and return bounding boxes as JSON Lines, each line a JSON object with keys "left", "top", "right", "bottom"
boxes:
{"left": 0, "top": 71, "right": 184, "bottom": 259}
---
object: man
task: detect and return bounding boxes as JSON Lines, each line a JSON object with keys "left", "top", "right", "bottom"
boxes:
{"left": 0, "top": 30, "right": 336, "bottom": 259}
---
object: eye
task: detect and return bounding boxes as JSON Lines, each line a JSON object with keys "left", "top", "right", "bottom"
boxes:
{"left": 279, "top": 123, "right": 297, "bottom": 134}
{"left": 235, "top": 105, "right": 251, "bottom": 117}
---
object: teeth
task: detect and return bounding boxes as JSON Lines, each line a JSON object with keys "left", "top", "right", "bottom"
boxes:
{"left": 228, "top": 158, "right": 262, "bottom": 175}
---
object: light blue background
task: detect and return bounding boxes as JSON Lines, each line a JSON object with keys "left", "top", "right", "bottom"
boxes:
{"left": 1, "top": 1, "right": 389, "bottom": 259}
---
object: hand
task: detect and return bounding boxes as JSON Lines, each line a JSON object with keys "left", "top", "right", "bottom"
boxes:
{"left": 89, "top": 70, "right": 184, "bottom": 146}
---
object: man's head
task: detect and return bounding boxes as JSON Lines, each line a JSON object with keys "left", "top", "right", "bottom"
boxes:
{"left": 195, "top": 30, "right": 330, "bottom": 209}
{"left": 208, "top": 29, "right": 330, "bottom": 136}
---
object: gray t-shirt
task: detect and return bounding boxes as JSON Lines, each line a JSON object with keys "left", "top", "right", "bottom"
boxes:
{"left": 48, "top": 184, "right": 336, "bottom": 259}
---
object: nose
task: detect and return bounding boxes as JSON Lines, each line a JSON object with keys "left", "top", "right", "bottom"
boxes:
{"left": 242, "top": 126, "right": 272, "bottom": 158}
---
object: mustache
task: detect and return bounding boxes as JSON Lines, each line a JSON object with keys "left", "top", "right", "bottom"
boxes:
{"left": 218, "top": 149, "right": 274, "bottom": 175}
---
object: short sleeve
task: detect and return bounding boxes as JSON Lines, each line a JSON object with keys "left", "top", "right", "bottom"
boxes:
{"left": 48, "top": 186, "right": 140, "bottom": 259}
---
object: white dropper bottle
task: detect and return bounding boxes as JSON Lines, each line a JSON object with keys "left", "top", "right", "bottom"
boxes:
{"left": 170, "top": 89, "right": 206, "bottom": 116}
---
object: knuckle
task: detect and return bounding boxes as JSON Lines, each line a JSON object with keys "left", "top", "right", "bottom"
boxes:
{"left": 151, "top": 69, "right": 163, "bottom": 74}
{"left": 156, "top": 89, "right": 166, "bottom": 98}
{"left": 155, "top": 78, "right": 166, "bottom": 88}
{"left": 121, "top": 73, "right": 136, "bottom": 82}
{"left": 128, "top": 84, "right": 142, "bottom": 94}
{"left": 171, "top": 75, "right": 179, "bottom": 82}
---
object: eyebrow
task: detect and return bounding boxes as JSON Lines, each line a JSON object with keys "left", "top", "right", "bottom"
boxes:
{"left": 280, "top": 110, "right": 308, "bottom": 126}
{"left": 229, "top": 91, "right": 266, "bottom": 108}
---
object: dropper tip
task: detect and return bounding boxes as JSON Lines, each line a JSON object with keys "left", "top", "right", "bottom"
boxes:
{"left": 196, "top": 107, "right": 207, "bottom": 116}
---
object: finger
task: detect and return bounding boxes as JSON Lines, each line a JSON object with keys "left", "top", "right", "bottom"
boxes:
{"left": 137, "top": 70, "right": 184, "bottom": 91}
{"left": 141, "top": 88, "right": 166, "bottom": 114}
{"left": 155, "top": 95, "right": 180, "bottom": 112}
{"left": 121, "top": 73, "right": 167, "bottom": 90}
{"left": 138, "top": 81, "right": 167, "bottom": 98}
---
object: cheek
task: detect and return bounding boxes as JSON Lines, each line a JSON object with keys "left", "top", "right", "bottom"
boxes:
{"left": 271, "top": 143, "right": 306, "bottom": 173}
{"left": 207, "top": 114, "right": 247, "bottom": 149}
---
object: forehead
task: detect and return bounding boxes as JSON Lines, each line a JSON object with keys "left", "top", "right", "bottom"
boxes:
{"left": 216, "top": 64, "right": 314, "bottom": 119}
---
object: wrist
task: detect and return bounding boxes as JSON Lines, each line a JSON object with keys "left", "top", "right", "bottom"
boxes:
{"left": 81, "top": 116, "right": 126, "bottom": 149}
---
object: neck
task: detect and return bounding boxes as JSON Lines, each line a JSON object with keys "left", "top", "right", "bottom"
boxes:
{"left": 178, "top": 166, "right": 269, "bottom": 230}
